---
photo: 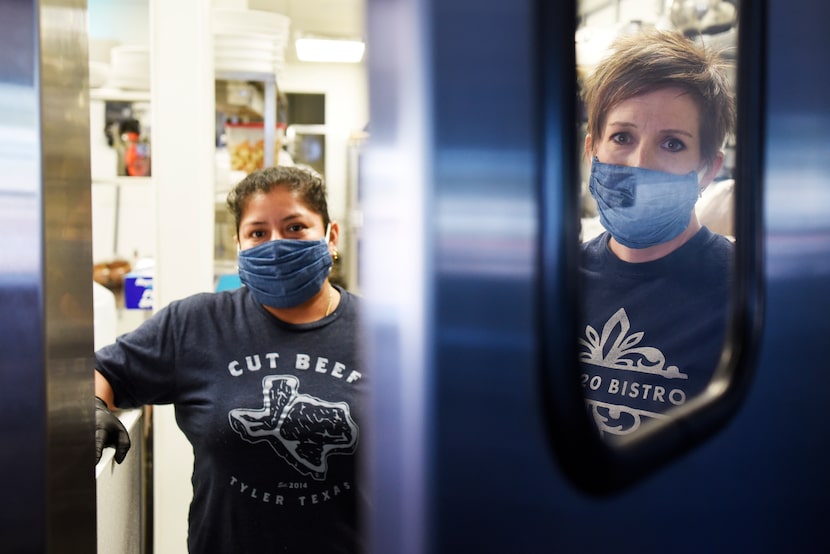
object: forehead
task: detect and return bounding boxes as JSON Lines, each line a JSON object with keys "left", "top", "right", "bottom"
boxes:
{"left": 604, "top": 87, "right": 701, "bottom": 129}
{"left": 239, "top": 186, "right": 317, "bottom": 223}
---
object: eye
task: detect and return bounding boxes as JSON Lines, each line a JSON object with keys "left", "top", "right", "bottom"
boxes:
{"left": 250, "top": 230, "right": 267, "bottom": 239}
{"left": 287, "top": 223, "right": 307, "bottom": 233}
{"left": 662, "top": 137, "right": 686, "bottom": 152}
{"left": 610, "top": 132, "right": 632, "bottom": 146}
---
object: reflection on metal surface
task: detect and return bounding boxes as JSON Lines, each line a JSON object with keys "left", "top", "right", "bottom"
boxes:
{"left": 363, "top": 1, "right": 432, "bottom": 552}
{"left": 0, "top": 0, "right": 96, "bottom": 550}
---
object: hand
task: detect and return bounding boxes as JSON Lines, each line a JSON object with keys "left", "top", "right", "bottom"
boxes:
{"left": 95, "top": 396, "right": 131, "bottom": 464}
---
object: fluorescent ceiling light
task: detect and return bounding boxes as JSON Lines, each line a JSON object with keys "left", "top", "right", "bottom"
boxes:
{"left": 295, "top": 37, "right": 365, "bottom": 63}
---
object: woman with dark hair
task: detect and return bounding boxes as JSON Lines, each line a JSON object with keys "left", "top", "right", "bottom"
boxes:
{"left": 95, "top": 165, "right": 366, "bottom": 553}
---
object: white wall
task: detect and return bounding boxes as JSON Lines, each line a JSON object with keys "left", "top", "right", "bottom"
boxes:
{"left": 88, "top": 0, "right": 149, "bottom": 48}
{"left": 583, "top": 0, "right": 666, "bottom": 26}
{"left": 279, "top": 61, "right": 369, "bottom": 225}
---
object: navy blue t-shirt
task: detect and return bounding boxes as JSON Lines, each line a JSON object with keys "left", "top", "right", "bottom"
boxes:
{"left": 579, "top": 227, "right": 733, "bottom": 437}
{"left": 96, "top": 285, "right": 366, "bottom": 553}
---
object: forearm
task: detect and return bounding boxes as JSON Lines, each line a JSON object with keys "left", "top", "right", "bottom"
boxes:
{"left": 94, "top": 369, "right": 131, "bottom": 464}
{"left": 94, "top": 369, "right": 116, "bottom": 409}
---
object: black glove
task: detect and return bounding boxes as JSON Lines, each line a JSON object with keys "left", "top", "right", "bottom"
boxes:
{"left": 95, "top": 396, "right": 131, "bottom": 464}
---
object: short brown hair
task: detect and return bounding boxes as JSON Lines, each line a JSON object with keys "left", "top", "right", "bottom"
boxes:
{"left": 226, "top": 165, "right": 330, "bottom": 235}
{"left": 582, "top": 29, "right": 735, "bottom": 167}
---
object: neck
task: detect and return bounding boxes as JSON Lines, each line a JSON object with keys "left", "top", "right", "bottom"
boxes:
{"left": 609, "top": 214, "right": 701, "bottom": 263}
{"left": 262, "top": 281, "right": 340, "bottom": 324}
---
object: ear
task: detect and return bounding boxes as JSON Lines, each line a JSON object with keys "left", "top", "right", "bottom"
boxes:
{"left": 584, "top": 134, "right": 593, "bottom": 160}
{"left": 327, "top": 221, "right": 340, "bottom": 252}
{"left": 699, "top": 151, "right": 725, "bottom": 189}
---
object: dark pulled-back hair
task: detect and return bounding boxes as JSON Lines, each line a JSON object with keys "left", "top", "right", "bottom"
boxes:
{"left": 226, "top": 165, "right": 330, "bottom": 235}
{"left": 582, "top": 29, "right": 735, "bottom": 167}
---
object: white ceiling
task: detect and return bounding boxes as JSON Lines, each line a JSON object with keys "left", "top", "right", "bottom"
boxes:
{"left": 87, "top": 0, "right": 368, "bottom": 96}
{"left": 88, "top": 0, "right": 366, "bottom": 60}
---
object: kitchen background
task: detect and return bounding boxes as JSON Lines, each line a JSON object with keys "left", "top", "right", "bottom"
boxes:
{"left": 87, "top": 1, "right": 367, "bottom": 552}
{"left": 88, "top": 0, "right": 368, "bottom": 309}
{"left": 88, "top": 1, "right": 737, "bottom": 552}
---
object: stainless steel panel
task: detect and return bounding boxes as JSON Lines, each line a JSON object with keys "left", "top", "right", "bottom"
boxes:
{"left": 41, "top": 0, "right": 97, "bottom": 549}
{"left": 0, "top": 0, "right": 96, "bottom": 551}
{"left": 0, "top": 2, "right": 46, "bottom": 548}
{"left": 363, "top": 1, "right": 433, "bottom": 553}
{"left": 364, "top": 0, "right": 539, "bottom": 552}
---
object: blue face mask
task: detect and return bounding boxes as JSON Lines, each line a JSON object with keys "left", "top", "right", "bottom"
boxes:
{"left": 237, "top": 226, "right": 333, "bottom": 308}
{"left": 589, "top": 158, "right": 701, "bottom": 249}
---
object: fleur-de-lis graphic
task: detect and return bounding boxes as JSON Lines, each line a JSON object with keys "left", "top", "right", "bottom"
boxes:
{"left": 587, "top": 399, "right": 667, "bottom": 436}
{"left": 579, "top": 308, "right": 688, "bottom": 379}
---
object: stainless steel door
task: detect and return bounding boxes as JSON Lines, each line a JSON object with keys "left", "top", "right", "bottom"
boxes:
{"left": 0, "top": 0, "right": 96, "bottom": 550}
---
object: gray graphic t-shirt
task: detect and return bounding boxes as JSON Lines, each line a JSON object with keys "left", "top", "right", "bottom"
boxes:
{"left": 96, "top": 285, "right": 365, "bottom": 553}
{"left": 579, "top": 227, "right": 733, "bottom": 437}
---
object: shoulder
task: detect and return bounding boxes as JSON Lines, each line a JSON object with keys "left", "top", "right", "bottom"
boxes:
{"left": 661, "top": 227, "right": 734, "bottom": 290}
{"left": 333, "top": 285, "right": 362, "bottom": 319}
{"left": 686, "top": 226, "right": 734, "bottom": 265}
{"left": 702, "top": 226, "right": 735, "bottom": 251}
{"left": 163, "top": 287, "right": 256, "bottom": 319}
{"left": 338, "top": 286, "right": 361, "bottom": 304}
{"left": 580, "top": 232, "right": 612, "bottom": 269}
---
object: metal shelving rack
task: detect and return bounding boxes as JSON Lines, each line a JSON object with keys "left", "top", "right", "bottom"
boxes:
{"left": 215, "top": 71, "right": 278, "bottom": 167}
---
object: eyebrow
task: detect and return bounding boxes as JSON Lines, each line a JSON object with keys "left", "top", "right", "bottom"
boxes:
{"left": 607, "top": 121, "right": 695, "bottom": 138}
{"left": 280, "top": 213, "right": 306, "bottom": 223}
{"left": 239, "top": 213, "right": 307, "bottom": 228}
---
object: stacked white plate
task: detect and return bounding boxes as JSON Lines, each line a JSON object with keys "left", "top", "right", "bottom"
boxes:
{"left": 108, "top": 45, "right": 150, "bottom": 91}
{"left": 212, "top": 8, "right": 290, "bottom": 76}
{"left": 88, "top": 61, "right": 111, "bottom": 89}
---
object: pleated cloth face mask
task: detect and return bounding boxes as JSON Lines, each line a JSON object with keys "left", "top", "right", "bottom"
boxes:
{"left": 237, "top": 225, "right": 333, "bottom": 308}
{"left": 589, "top": 158, "right": 701, "bottom": 249}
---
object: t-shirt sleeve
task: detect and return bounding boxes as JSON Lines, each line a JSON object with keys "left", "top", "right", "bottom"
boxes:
{"left": 95, "top": 301, "right": 181, "bottom": 408}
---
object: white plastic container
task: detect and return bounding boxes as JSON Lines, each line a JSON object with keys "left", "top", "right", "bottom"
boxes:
{"left": 225, "top": 122, "right": 285, "bottom": 173}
